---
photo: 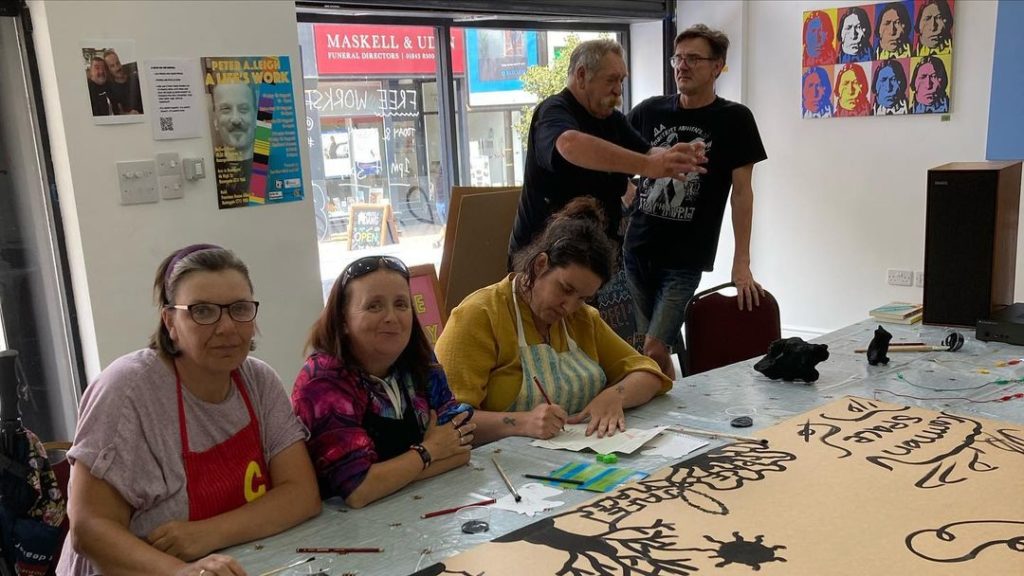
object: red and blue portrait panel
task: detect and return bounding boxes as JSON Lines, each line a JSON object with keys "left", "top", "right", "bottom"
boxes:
{"left": 802, "top": 0, "right": 953, "bottom": 119}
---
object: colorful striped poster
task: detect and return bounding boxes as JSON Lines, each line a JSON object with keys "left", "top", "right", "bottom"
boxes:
{"left": 202, "top": 56, "right": 304, "bottom": 209}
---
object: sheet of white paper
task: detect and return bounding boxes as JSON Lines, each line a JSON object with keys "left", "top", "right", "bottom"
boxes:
{"left": 145, "top": 58, "right": 203, "bottom": 139}
{"left": 640, "top": 432, "right": 708, "bottom": 458}
{"left": 530, "top": 424, "right": 667, "bottom": 454}
{"left": 491, "top": 483, "right": 565, "bottom": 516}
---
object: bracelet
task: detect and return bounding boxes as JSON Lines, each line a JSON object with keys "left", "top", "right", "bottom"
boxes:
{"left": 410, "top": 443, "right": 431, "bottom": 470}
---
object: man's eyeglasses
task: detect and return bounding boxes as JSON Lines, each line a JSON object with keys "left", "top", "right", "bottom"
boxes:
{"left": 166, "top": 301, "right": 260, "bottom": 325}
{"left": 670, "top": 54, "right": 718, "bottom": 68}
{"left": 339, "top": 256, "right": 410, "bottom": 288}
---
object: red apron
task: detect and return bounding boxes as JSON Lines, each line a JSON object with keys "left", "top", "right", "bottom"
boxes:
{"left": 176, "top": 369, "right": 270, "bottom": 521}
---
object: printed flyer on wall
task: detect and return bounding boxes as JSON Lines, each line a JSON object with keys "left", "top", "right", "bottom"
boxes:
{"left": 202, "top": 55, "right": 304, "bottom": 209}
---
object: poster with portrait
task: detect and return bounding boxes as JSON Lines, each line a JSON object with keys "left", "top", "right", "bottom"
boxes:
{"left": 801, "top": 0, "right": 954, "bottom": 119}
{"left": 351, "top": 127, "right": 382, "bottom": 180}
{"left": 80, "top": 39, "right": 145, "bottom": 125}
{"left": 202, "top": 56, "right": 304, "bottom": 209}
{"left": 466, "top": 29, "right": 540, "bottom": 107}
{"left": 320, "top": 124, "right": 352, "bottom": 179}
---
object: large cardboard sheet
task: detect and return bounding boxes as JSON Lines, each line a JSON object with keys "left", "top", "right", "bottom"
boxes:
{"left": 438, "top": 186, "right": 520, "bottom": 315}
{"left": 413, "top": 396, "right": 1024, "bottom": 575}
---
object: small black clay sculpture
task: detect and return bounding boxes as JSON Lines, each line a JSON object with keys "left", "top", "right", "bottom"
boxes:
{"left": 867, "top": 325, "right": 892, "bottom": 366}
{"left": 753, "top": 337, "right": 830, "bottom": 383}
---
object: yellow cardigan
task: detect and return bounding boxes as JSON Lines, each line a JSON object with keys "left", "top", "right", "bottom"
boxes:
{"left": 435, "top": 274, "right": 672, "bottom": 411}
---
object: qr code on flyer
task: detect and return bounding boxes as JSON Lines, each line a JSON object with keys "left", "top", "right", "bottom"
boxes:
{"left": 159, "top": 116, "right": 174, "bottom": 132}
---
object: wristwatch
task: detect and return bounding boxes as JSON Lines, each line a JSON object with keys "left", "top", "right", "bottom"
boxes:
{"left": 410, "top": 443, "right": 431, "bottom": 469}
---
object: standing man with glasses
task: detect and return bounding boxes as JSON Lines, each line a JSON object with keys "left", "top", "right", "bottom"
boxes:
{"left": 624, "top": 24, "right": 768, "bottom": 379}
{"left": 508, "top": 38, "right": 707, "bottom": 262}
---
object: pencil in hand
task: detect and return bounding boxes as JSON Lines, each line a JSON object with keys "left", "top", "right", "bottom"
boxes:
{"left": 533, "top": 375, "right": 566, "bottom": 431}
{"left": 532, "top": 376, "right": 553, "bottom": 404}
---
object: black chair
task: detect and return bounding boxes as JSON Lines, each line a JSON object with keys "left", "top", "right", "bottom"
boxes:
{"left": 682, "top": 282, "right": 781, "bottom": 376}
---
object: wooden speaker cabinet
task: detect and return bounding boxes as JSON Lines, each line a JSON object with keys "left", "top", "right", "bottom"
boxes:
{"left": 923, "top": 161, "right": 1022, "bottom": 326}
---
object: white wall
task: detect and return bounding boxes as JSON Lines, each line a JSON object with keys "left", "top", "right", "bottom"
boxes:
{"left": 747, "top": 1, "right": 1002, "bottom": 334}
{"left": 676, "top": 0, "right": 747, "bottom": 103}
{"left": 676, "top": 1, "right": 1009, "bottom": 335}
{"left": 629, "top": 20, "right": 663, "bottom": 105}
{"left": 28, "top": 1, "right": 323, "bottom": 385}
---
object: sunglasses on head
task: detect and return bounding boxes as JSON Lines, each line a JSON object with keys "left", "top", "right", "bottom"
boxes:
{"left": 339, "top": 255, "right": 410, "bottom": 288}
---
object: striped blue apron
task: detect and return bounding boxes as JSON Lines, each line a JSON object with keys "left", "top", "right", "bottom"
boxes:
{"left": 509, "top": 277, "right": 606, "bottom": 414}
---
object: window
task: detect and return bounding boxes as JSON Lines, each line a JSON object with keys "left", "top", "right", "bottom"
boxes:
{"left": 0, "top": 14, "right": 84, "bottom": 442}
{"left": 298, "top": 19, "right": 625, "bottom": 300}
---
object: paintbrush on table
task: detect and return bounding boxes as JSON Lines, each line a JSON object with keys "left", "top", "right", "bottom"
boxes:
{"left": 492, "top": 456, "right": 521, "bottom": 502}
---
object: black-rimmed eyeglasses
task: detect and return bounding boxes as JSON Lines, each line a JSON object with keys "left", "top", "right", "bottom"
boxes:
{"left": 339, "top": 256, "right": 410, "bottom": 287}
{"left": 670, "top": 54, "right": 718, "bottom": 68}
{"left": 166, "top": 301, "right": 260, "bottom": 325}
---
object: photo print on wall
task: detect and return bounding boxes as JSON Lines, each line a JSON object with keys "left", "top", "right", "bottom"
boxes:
{"left": 802, "top": 0, "right": 953, "bottom": 118}
{"left": 80, "top": 39, "right": 145, "bottom": 125}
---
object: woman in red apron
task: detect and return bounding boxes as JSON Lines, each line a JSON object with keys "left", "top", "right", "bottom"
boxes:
{"left": 57, "top": 245, "right": 320, "bottom": 576}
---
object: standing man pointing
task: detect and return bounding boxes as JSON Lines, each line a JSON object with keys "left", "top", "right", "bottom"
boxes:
{"left": 509, "top": 38, "right": 706, "bottom": 261}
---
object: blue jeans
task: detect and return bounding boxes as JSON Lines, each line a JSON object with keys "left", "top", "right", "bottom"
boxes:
{"left": 623, "top": 252, "right": 703, "bottom": 349}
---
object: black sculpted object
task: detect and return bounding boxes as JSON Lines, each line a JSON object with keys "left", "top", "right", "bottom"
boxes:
{"left": 753, "top": 337, "right": 830, "bottom": 383}
{"left": 867, "top": 325, "right": 892, "bottom": 366}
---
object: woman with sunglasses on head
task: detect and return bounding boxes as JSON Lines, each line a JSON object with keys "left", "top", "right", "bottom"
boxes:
{"left": 291, "top": 255, "right": 475, "bottom": 509}
{"left": 58, "top": 245, "right": 320, "bottom": 576}
{"left": 435, "top": 198, "right": 671, "bottom": 444}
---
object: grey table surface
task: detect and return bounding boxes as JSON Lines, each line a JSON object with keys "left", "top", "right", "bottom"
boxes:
{"left": 224, "top": 320, "right": 1024, "bottom": 575}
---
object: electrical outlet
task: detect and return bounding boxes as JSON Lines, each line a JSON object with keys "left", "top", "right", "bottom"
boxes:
{"left": 916, "top": 271, "right": 925, "bottom": 287}
{"left": 887, "top": 268, "right": 914, "bottom": 287}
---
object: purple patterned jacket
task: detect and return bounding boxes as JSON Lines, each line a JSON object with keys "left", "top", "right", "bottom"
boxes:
{"left": 291, "top": 352, "right": 458, "bottom": 500}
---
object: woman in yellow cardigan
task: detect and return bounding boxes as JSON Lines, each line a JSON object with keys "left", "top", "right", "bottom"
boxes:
{"left": 435, "top": 198, "right": 671, "bottom": 444}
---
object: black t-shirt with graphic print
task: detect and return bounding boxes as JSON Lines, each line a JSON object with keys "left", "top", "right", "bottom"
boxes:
{"left": 625, "top": 95, "right": 766, "bottom": 271}
{"left": 509, "top": 88, "right": 650, "bottom": 257}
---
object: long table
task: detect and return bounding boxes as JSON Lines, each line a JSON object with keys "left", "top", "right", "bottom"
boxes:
{"left": 225, "top": 320, "right": 1024, "bottom": 575}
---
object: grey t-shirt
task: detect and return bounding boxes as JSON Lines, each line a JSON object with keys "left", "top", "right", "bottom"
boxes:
{"left": 56, "top": 349, "right": 307, "bottom": 576}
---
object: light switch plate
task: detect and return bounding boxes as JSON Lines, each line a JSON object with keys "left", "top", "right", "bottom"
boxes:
{"left": 116, "top": 160, "right": 158, "bottom": 205}
{"left": 159, "top": 173, "right": 184, "bottom": 199}
{"left": 155, "top": 152, "right": 181, "bottom": 176}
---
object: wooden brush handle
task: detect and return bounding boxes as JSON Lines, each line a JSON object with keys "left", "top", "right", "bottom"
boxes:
{"left": 855, "top": 345, "right": 940, "bottom": 353}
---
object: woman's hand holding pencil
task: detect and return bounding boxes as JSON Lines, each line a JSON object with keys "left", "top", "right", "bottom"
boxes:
{"left": 522, "top": 404, "right": 567, "bottom": 440}
{"left": 525, "top": 376, "right": 568, "bottom": 439}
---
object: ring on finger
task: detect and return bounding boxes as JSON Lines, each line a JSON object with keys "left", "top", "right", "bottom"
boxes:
{"left": 199, "top": 570, "right": 208, "bottom": 576}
